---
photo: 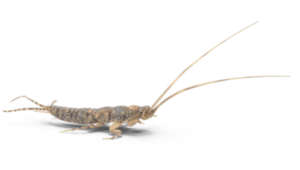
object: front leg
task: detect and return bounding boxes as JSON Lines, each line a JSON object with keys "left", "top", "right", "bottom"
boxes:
{"left": 103, "top": 122, "right": 123, "bottom": 140}
{"left": 127, "top": 118, "right": 144, "bottom": 127}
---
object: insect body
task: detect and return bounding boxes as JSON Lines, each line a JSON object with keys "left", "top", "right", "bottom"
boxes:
{"left": 50, "top": 104, "right": 144, "bottom": 125}
{"left": 5, "top": 96, "right": 151, "bottom": 139}
{"left": 3, "top": 21, "right": 288, "bottom": 139}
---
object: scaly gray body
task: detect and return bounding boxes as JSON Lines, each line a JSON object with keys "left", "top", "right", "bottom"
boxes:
{"left": 49, "top": 105, "right": 144, "bottom": 124}
{"left": 3, "top": 95, "right": 152, "bottom": 140}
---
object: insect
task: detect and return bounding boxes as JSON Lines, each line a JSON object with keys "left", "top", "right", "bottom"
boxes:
{"left": 3, "top": 21, "right": 288, "bottom": 139}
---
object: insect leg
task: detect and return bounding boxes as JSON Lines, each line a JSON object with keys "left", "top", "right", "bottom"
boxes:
{"left": 127, "top": 118, "right": 144, "bottom": 127}
{"left": 103, "top": 122, "right": 122, "bottom": 140}
{"left": 59, "top": 122, "right": 105, "bottom": 133}
{"left": 8, "top": 95, "right": 45, "bottom": 106}
{"left": 33, "top": 111, "right": 51, "bottom": 115}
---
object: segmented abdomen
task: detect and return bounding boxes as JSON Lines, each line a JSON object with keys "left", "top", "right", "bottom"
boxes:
{"left": 49, "top": 105, "right": 97, "bottom": 125}
{"left": 49, "top": 105, "right": 139, "bottom": 125}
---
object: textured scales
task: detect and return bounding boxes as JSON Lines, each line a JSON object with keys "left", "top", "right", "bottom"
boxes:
{"left": 48, "top": 105, "right": 143, "bottom": 124}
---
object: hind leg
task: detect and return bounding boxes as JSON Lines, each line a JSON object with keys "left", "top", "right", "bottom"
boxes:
{"left": 103, "top": 122, "right": 122, "bottom": 140}
{"left": 58, "top": 123, "right": 104, "bottom": 133}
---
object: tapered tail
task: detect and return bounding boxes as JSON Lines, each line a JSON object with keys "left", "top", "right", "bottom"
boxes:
{"left": 2, "top": 106, "right": 49, "bottom": 114}
{"left": 2, "top": 95, "right": 51, "bottom": 114}
{"left": 8, "top": 95, "right": 46, "bottom": 106}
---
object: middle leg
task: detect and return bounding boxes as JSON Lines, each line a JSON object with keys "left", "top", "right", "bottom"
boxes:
{"left": 103, "top": 122, "right": 123, "bottom": 140}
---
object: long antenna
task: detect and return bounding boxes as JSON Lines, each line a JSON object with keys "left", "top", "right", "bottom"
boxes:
{"left": 153, "top": 75, "right": 289, "bottom": 111}
{"left": 149, "top": 21, "right": 259, "bottom": 112}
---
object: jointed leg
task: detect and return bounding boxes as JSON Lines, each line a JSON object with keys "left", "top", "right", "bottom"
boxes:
{"left": 103, "top": 122, "right": 122, "bottom": 140}
{"left": 127, "top": 118, "right": 144, "bottom": 127}
{"left": 33, "top": 111, "right": 50, "bottom": 114}
{"left": 58, "top": 123, "right": 104, "bottom": 133}
{"left": 127, "top": 116, "right": 156, "bottom": 127}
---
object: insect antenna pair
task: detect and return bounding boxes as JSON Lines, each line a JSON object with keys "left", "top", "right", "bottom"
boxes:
{"left": 146, "top": 21, "right": 288, "bottom": 116}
